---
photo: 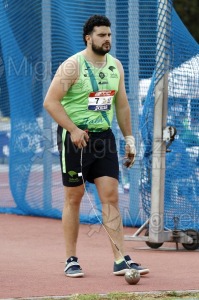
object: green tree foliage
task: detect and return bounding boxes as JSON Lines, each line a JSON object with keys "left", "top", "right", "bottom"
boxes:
{"left": 173, "top": 0, "right": 199, "bottom": 43}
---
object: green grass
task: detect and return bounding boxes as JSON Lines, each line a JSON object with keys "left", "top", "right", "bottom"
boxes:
{"left": 28, "top": 291, "right": 199, "bottom": 300}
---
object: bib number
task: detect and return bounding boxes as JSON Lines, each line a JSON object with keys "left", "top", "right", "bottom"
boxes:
{"left": 88, "top": 90, "right": 115, "bottom": 111}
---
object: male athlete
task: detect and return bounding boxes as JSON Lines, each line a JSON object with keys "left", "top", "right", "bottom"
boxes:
{"left": 44, "top": 15, "right": 149, "bottom": 278}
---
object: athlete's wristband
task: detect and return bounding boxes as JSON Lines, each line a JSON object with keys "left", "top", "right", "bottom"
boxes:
{"left": 124, "top": 136, "right": 136, "bottom": 156}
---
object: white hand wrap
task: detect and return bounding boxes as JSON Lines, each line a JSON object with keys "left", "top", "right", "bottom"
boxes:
{"left": 124, "top": 136, "right": 136, "bottom": 156}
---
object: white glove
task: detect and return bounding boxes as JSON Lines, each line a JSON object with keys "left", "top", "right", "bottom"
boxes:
{"left": 124, "top": 135, "right": 136, "bottom": 168}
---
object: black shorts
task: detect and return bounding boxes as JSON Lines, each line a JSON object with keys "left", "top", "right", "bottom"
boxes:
{"left": 57, "top": 127, "right": 119, "bottom": 187}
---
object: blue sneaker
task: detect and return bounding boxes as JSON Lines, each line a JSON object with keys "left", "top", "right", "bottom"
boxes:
{"left": 64, "top": 256, "right": 84, "bottom": 278}
{"left": 113, "top": 255, "right": 149, "bottom": 276}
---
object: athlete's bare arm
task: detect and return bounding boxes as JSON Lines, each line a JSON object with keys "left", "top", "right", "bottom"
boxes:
{"left": 43, "top": 57, "right": 89, "bottom": 148}
{"left": 114, "top": 59, "right": 136, "bottom": 167}
{"left": 114, "top": 59, "right": 132, "bottom": 137}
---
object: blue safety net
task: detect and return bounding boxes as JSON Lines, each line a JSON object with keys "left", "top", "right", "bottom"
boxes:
{"left": 140, "top": 6, "right": 199, "bottom": 230}
{"left": 0, "top": 0, "right": 198, "bottom": 231}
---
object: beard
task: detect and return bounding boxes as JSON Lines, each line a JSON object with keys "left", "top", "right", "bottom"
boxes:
{"left": 91, "top": 42, "right": 111, "bottom": 56}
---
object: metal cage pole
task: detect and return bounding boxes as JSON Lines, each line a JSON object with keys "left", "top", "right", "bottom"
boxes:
{"left": 42, "top": 0, "right": 52, "bottom": 210}
{"left": 128, "top": 0, "right": 141, "bottom": 225}
{"left": 149, "top": 0, "right": 172, "bottom": 243}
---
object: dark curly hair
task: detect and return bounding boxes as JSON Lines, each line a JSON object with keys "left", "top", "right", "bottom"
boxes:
{"left": 83, "top": 15, "right": 111, "bottom": 45}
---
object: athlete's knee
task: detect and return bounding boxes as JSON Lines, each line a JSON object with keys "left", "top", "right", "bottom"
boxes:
{"left": 95, "top": 177, "right": 119, "bottom": 205}
{"left": 101, "top": 185, "right": 118, "bottom": 204}
{"left": 64, "top": 185, "right": 84, "bottom": 206}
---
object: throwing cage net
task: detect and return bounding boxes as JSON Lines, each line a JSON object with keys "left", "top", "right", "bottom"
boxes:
{"left": 0, "top": 0, "right": 198, "bottom": 231}
{"left": 140, "top": 2, "right": 199, "bottom": 231}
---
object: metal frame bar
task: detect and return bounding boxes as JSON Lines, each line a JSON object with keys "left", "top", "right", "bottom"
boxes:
{"left": 42, "top": 0, "right": 52, "bottom": 209}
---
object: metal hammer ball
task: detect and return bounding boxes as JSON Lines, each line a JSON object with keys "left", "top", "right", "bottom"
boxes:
{"left": 125, "top": 269, "right": 140, "bottom": 285}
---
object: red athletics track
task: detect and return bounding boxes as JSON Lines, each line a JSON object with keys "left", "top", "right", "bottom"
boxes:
{"left": 0, "top": 214, "right": 199, "bottom": 299}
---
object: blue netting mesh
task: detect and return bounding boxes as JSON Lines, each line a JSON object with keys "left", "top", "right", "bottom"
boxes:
{"left": 0, "top": 1, "right": 198, "bottom": 230}
{"left": 140, "top": 6, "right": 199, "bottom": 230}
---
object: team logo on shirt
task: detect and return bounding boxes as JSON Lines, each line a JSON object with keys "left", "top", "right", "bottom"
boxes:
{"left": 99, "top": 72, "right": 105, "bottom": 79}
{"left": 108, "top": 65, "right": 118, "bottom": 78}
{"left": 108, "top": 66, "right": 116, "bottom": 72}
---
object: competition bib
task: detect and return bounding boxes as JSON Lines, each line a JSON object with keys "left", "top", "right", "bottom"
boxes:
{"left": 88, "top": 90, "right": 115, "bottom": 111}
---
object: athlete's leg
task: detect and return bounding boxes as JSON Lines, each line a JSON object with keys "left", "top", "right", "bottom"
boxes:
{"left": 94, "top": 176, "right": 125, "bottom": 261}
{"left": 62, "top": 185, "right": 84, "bottom": 259}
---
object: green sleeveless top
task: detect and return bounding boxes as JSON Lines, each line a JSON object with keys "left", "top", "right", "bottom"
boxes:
{"left": 61, "top": 52, "right": 120, "bottom": 132}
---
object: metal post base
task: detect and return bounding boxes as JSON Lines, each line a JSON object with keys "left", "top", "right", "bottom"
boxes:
{"left": 124, "top": 219, "right": 197, "bottom": 250}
